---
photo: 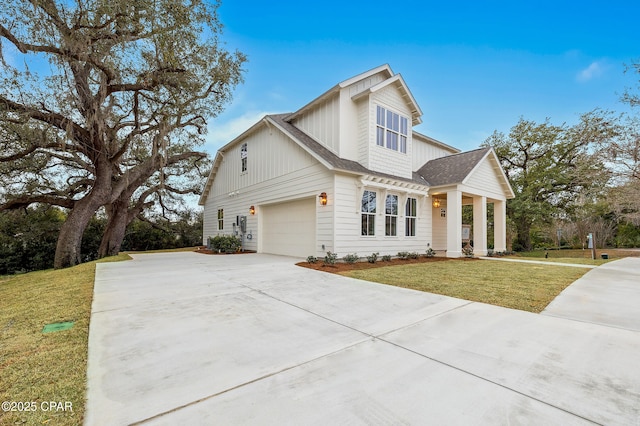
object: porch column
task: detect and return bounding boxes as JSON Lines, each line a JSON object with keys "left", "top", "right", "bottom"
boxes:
{"left": 446, "top": 190, "right": 462, "bottom": 258}
{"left": 473, "top": 196, "right": 487, "bottom": 256}
{"left": 494, "top": 199, "right": 507, "bottom": 252}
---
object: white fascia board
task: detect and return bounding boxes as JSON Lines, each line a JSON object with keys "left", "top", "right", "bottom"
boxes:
{"left": 216, "top": 117, "right": 271, "bottom": 153}
{"left": 351, "top": 74, "right": 423, "bottom": 126}
{"left": 412, "top": 131, "right": 461, "bottom": 153}
{"left": 461, "top": 148, "right": 515, "bottom": 199}
{"left": 198, "top": 151, "right": 224, "bottom": 206}
{"left": 286, "top": 84, "right": 340, "bottom": 122}
{"left": 338, "top": 64, "right": 394, "bottom": 88}
{"left": 263, "top": 116, "right": 336, "bottom": 171}
{"left": 198, "top": 116, "right": 274, "bottom": 205}
{"left": 287, "top": 65, "right": 395, "bottom": 122}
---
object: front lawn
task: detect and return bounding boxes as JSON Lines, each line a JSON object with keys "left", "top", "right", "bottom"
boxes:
{"left": 341, "top": 259, "right": 589, "bottom": 313}
{"left": 0, "top": 253, "right": 130, "bottom": 426}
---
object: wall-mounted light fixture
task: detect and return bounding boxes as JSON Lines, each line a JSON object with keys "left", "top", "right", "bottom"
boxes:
{"left": 249, "top": 205, "right": 255, "bottom": 215}
{"left": 432, "top": 197, "right": 441, "bottom": 208}
{"left": 319, "top": 192, "right": 328, "bottom": 206}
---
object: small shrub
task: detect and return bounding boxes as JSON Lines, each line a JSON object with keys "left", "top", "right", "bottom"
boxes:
{"left": 343, "top": 253, "right": 359, "bottom": 264}
{"left": 397, "top": 251, "right": 410, "bottom": 260}
{"left": 211, "top": 235, "right": 242, "bottom": 252}
{"left": 323, "top": 251, "right": 338, "bottom": 265}
{"left": 381, "top": 255, "right": 392, "bottom": 262}
{"left": 367, "top": 252, "right": 379, "bottom": 263}
{"left": 487, "top": 249, "right": 495, "bottom": 257}
{"left": 408, "top": 252, "right": 419, "bottom": 259}
{"left": 462, "top": 245, "right": 474, "bottom": 258}
{"left": 307, "top": 256, "right": 318, "bottom": 264}
{"left": 425, "top": 248, "right": 436, "bottom": 258}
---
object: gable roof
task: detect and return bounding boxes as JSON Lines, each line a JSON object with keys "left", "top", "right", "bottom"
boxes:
{"left": 416, "top": 147, "right": 515, "bottom": 198}
{"left": 271, "top": 114, "right": 429, "bottom": 186}
{"left": 417, "top": 148, "right": 490, "bottom": 186}
{"left": 351, "top": 74, "right": 423, "bottom": 125}
{"left": 198, "top": 113, "right": 430, "bottom": 205}
{"left": 287, "top": 64, "right": 413, "bottom": 123}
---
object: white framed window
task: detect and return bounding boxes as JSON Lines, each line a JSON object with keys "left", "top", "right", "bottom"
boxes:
{"left": 405, "top": 197, "right": 417, "bottom": 236}
{"left": 385, "top": 194, "right": 398, "bottom": 236}
{"left": 217, "top": 209, "right": 224, "bottom": 230}
{"left": 376, "top": 105, "right": 408, "bottom": 153}
{"left": 361, "top": 190, "right": 376, "bottom": 236}
{"left": 240, "top": 143, "right": 247, "bottom": 172}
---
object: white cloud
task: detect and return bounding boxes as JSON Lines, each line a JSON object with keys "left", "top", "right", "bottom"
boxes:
{"left": 205, "top": 111, "right": 276, "bottom": 150}
{"left": 577, "top": 61, "right": 605, "bottom": 82}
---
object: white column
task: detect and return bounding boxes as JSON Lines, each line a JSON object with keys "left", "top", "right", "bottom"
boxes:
{"left": 446, "top": 190, "right": 462, "bottom": 258}
{"left": 473, "top": 196, "right": 487, "bottom": 256}
{"left": 494, "top": 199, "right": 507, "bottom": 252}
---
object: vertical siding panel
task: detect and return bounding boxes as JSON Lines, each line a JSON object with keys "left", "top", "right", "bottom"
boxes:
{"left": 412, "top": 138, "right": 457, "bottom": 170}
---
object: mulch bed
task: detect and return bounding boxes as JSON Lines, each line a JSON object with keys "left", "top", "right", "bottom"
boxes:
{"left": 296, "top": 256, "right": 478, "bottom": 274}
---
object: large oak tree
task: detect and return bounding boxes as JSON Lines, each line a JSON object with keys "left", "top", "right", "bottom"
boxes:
{"left": 0, "top": 0, "right": 245, "bottom": 267}
{"left": 483, "top": 111, "right": 617, "bottom": 250}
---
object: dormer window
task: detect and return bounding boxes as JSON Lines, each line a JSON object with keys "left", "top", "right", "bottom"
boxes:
{"left": 376, "top": 105, "right": 408, "bottom": 154}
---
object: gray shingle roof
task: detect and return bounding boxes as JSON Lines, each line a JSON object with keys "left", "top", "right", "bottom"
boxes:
{"left": 269, "top": 114, "right": 429, "bottom": 186}
{"left": 416, "top": 147, "right": 491, "bottom": 186}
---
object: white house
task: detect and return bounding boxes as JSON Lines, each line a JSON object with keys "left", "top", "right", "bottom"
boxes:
{"left": 199, "top": 65, "right": 514, "bottom": 258}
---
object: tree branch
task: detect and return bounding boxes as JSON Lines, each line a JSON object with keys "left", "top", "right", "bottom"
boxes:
{"left": 0, "top": 194, "right": 75, "bottom": 211}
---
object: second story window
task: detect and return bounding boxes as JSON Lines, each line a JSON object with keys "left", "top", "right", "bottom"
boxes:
{"left": 376, "top": 106, "right": 408, "bottom": 154}
{"left": 240, "top": 143, "right": 247, "bottom": 172}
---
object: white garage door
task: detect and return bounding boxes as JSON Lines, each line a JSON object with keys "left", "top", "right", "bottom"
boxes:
{"left": 261, "top": 198, "right": 316, "bottom": 257}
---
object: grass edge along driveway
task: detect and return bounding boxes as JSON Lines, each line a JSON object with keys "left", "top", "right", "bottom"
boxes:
{"left": 341, "top": 259, "right": 589, "bottom": 313}
{"left": 0, "top": 253, "right": 131, "bottom": 426}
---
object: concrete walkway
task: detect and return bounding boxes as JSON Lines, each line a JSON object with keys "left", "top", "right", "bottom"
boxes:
{"left": 542, "top": 257, "right": 640, "bottom": 331}
{"left": 85, "top": 254, "right": 640, "bottom": 425}
{"left": 479, "top": 256, "right": 597, "bottom": 268}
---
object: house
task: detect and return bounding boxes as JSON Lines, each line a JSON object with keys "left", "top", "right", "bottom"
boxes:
{"left": 199, "top": 65, "right": 514, "bottom": 258}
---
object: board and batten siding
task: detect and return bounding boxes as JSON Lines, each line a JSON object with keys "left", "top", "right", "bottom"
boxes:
{"left": 346, "top": 72, "right": 386, "bottom": 98}
{"left": 203, "top": 163, "right": 334, "bottom": 255}
{"left": 412, "top": 137, "right": 458, "bottom": 170}
{"left": 202, "top": 123, "right": 334, "bottom": 255}
{"left": 210, "top": 125, "right": 317, "bottom": 197}
{"left": 332, "top": 174, "right": 432, "bottom": 257}
{"left": 291, "top": 95, "right": 340, "bottom": 155}
{"left": 365, "top": 85, "right": 413, "bottom": 179}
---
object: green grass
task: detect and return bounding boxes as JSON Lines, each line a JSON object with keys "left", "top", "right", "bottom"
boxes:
{"left": 341, "top": 259, "right": 588, "bottom": 313}
{"left": 0, "top": 253, "right": 131, "bottom": 426}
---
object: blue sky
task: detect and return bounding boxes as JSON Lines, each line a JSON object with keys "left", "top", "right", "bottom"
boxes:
{"left": 207, "top": 0, "right": 639, "bottom": 152}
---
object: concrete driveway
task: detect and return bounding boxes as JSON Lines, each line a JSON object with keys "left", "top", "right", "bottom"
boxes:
{"left": 85, "top": 253, "right": 640, "bottom": 425}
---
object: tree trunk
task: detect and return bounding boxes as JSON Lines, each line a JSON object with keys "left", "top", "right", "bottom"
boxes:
{"left": 54, "top": 159, "right": 113, "bottom": 269}
{"left": 98, "top": 204, "right": 129, "bottom": 258}
{"left": 54, "top": 195, "right": 104, "bottom": 268}
{"left": 515, "top": 217, "right": 533, "bottom": 251}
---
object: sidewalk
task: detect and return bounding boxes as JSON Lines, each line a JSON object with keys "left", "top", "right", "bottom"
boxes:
{"left": 479, "top": 256, "right": 596, "bottom": 268}
{"left": 542, "top": 257, "right": 640, "bottom": 331}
